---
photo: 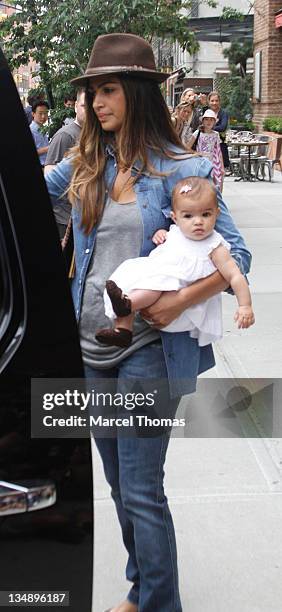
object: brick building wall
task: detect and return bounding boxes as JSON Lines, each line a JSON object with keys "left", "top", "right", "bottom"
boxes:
{"left": 253, "top": 0, "right": 282, "bottom": 130}
{"left": 0, "top": 5, "right": 38, "bottom": 103}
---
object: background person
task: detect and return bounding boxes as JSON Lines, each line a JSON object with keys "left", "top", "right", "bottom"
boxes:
{"left": 45, "top": 89, "right": 85, "bottom": 240}
{"left": 179, "top": 88, "right": 202, "bottom": 128}
{"left": 208, "top": 90, "right": 230, "bottom": 173}
{"left": 29, "top": 100, "right": 49, "bottom": 167}
{"left": 188, "top": 109, "right": 224, "bottom": 191}
{"left": 171, "top": 101, "right": 199, "bottom": 146}
{"left": 45, "top": 32, "right": 251, "bottom": 612}
{"left": 181, "top": 87, "right": 208, "bottom": 114}
{"left": 63, "top": 93, "right": 76, "bottom": 125}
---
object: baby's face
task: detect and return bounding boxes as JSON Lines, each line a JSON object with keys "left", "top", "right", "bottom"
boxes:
{"left": 171, "top": 195, "right": 219, "bottom": 241}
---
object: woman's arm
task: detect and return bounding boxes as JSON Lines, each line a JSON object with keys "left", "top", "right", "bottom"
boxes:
{"left": 45, "top": 156, "right": 73, "bottom": 201}
{"left": 140, "top": 271, "right": 228, "bottom": 328}
{"left": 215, "top": 188, "right": 251, "bottom": 275}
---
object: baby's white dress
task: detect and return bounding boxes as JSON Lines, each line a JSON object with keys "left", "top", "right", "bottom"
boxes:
{"left": 104, "top": 225, "right": 231, "bottom": 346}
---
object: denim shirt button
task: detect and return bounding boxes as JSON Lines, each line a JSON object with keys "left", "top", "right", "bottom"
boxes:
{"left": 85, "top": 248, "right": 90, "bottom": 253}
{"left": 143, "top": 203, "right": 148, "bottom": 208}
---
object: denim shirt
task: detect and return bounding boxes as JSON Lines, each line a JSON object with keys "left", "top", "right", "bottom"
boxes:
{"left": 46, "top": 144, "right": 251, "bottom": 397}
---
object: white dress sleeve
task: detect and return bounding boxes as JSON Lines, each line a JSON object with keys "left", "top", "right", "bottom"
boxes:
{"left": 206, "top": 230, "right": 231, "bottom": 255}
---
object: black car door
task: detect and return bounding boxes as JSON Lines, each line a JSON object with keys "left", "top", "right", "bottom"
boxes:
{"left": 0, "top": 48, "right": 93, "bottom": 611}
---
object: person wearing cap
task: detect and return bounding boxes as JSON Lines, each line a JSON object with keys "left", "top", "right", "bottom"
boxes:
{"left": 45, "top": 33, "right": 251, "bottom": 612}
{"left": 188, "top": 109, "right": 224, "bottom": 191}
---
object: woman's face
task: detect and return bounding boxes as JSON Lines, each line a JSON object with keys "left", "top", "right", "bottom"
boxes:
{"left": 182, "top": 89, "right": 196, "bottom": 104}
{"left": 179, "top": 106, "right": 191, "bottom": 120}
{"left": 209, "top": 95, "right": 220, "bottom": 112}
{"left": 89, "top": 75, "right": 126, "bottom": 134}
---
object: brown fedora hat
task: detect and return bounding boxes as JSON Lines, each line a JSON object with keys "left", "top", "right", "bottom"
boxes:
{"left": 71, "top": 33, "right": 170, "bottom": 86}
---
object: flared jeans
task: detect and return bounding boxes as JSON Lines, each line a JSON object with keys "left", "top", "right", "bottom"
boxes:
{"left": 85, "top": 340, "right": 182, "bottom": 612}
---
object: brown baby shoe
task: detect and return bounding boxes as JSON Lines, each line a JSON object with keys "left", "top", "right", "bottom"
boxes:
{"left": 106, "top": 280, "right": 132, "bottom": 317}
{"left": 95, "top": 328, "right": 133, "bottom": 348}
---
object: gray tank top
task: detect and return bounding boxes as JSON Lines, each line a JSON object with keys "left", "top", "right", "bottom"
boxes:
{"left": 79, "top": 196, "right": 159, "bottom": 369}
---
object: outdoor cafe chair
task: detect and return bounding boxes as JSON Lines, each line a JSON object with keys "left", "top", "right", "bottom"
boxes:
{"left": 255, "top": 137, "right": 282, "bottom": 182}
{"left": 239, "top": 135, "right": 269, "bottom": 176}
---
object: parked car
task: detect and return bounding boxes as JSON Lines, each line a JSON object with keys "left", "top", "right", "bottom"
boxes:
{"left": 0, "top": 48, "right": 93, "bottom": 611}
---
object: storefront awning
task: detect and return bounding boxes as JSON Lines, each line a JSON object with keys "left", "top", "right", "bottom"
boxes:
{"left": 187, "top": 15, "right": 253, "bottom": 43}
{"left": 275, "top": 9, "right": 282, "bottom": 28}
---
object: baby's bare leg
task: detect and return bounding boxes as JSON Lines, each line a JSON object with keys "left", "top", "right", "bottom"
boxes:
{"left": 114, "top": 291, "right": 161, "bottom": 332}
{"left": 115, "top": 313, "right": 135, "bottom": 332}
{"left": 129, "top": 289, "right": 162, "bottom": 311}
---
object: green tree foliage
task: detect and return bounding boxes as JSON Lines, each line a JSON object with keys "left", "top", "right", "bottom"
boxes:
{"left": 223, "top": 40, "right": 253, "bottom": 78}
{"left": 0, "top": 0, "right": 216, "bottom": 110}
{"left": 220, "top": 40, "right": 253, "bottom": 123}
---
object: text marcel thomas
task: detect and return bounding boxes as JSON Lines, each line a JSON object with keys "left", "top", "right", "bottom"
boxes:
{"left": 41, "top": 388, "right": 186, "bottom": 429}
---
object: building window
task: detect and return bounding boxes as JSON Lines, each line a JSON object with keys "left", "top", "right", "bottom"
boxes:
{"left": 191, "top": 0, "right": 199, "bottom": 18}
{"left": 254, "top": 51, "right": 262, "bottom": 101}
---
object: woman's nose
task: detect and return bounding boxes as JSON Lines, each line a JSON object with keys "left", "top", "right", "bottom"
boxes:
{"left": 93, "top": 93, "right": 103, "bottom": 109}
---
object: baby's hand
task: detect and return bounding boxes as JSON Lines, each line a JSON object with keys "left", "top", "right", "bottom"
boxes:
{"left": 234, "top": 305, "right": 255, "bottom": 329}
{"left": 152, "top": 229, "right": 168, "bottom": 245}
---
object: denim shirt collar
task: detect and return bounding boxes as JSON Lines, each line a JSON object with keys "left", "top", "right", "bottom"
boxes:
{"left": 104, "top": 142, "right": 160, "bottom": 178}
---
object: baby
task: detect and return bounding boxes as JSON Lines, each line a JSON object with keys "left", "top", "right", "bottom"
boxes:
{"left": 96, "top": 176, "right": 255, "bottom": 348}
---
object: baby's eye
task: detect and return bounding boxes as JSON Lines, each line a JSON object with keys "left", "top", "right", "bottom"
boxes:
{"left": 184, "top": 214, "right": 192, "bottom": 219}
{"left": 203, "top": 212, "right": 211, "bottom": 217}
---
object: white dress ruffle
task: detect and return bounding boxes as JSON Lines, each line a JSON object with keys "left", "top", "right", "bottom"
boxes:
{"left": 104, "top": 226, "right": 231, "bottom": 346}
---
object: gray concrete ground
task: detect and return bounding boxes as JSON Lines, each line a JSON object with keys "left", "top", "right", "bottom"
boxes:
{"left": 92, "top": 171, "right": 282, "bottom": 612}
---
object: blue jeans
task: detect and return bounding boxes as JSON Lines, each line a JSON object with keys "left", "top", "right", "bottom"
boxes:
{"left": 85, "top": 341, "right": 182, "bottom": 612}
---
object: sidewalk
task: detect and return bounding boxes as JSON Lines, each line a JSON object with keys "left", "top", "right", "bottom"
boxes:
{"left": 92, "top": 171, "right": 282, "bottom": 612}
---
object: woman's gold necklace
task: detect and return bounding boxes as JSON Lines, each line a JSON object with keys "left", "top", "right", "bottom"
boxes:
{"left": 113, "top": 167, "right": 134, "bottom": 202}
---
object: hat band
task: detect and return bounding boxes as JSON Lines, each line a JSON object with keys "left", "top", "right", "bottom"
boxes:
{"left": 85, "top": 64, "right": 160, "bottom": 76}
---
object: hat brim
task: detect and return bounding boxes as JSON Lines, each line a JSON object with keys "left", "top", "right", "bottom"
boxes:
{"left": 71, "top": 67, "right": 170, "bottom": 86}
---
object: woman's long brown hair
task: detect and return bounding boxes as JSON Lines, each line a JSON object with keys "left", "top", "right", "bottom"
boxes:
{"left": 68, "top": 76, "right": 185, "bottom": 235}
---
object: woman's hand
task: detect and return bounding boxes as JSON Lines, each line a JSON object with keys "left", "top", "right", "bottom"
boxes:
{"left": 141, "top": 272, "right": 229, "bottom": 329}
{"left": 140, "top": 290, "right": 187, "bottom": 328}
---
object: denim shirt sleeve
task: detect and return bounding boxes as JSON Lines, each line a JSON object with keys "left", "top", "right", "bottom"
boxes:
{"left": 45, "top": 157, "right": 73, "bottom": 201}
{"left": 163, "top": 155, "right": 251, "bottom": 276}
{"left": 214, "top": 188, "right": 251, "bottom": 275}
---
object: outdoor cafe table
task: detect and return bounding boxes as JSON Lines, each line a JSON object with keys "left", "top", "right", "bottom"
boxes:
{"left": 228, "top": 140, "right": 265, "bottom": 182}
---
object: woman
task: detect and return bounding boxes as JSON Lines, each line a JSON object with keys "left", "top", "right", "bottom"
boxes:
{"left": 180, "top": 88, "right": 207, "bottom": 115}
{"left": 180, "top": 89, "right": 202, "bottom": 127}
{"left": 208, "top": 91, "right": 230, "bottom": 172}
{"left": 171, "top": 101, "right": 198, "bottom": 146}
{"left": 46, "top": 33, "right": 251, "bottom": 612}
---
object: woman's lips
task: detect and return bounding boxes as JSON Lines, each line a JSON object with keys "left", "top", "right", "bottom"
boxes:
{"left": 97, "top": 114, "right": 109, "bottom": 121}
